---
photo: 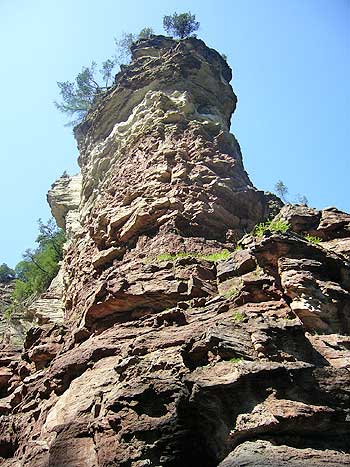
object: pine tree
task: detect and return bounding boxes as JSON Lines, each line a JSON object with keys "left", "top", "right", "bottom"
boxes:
{"left": 163, "top": 12, "right": 199, "bottom": 39}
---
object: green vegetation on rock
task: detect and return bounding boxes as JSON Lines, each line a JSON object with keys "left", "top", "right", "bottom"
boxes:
{"left": 304, "top": 234, "right": 322, "bottom": 244}
{"left": 232, "top": 311, "right": 245, "bottom": 322}
{"left": 253, "top": 219, "right": 290, "bottom": 237}
{"left": 4, "top": 219, "right": 65, "bottom": 317}
{"left": 229, "top": 357, "right": 243, "bottom": 364}
{"left": 163, "top": 12, "right": 200, "bottom": 39}
{"left": 224, "top": 287, "right": 240, "bottom": 299}
{"left": 55, "top": 12, "right": 201, "bottom": 126}
{"left": 55, "top": 28, "right": 153, "bottom": 126}
{"left": 156, "top": 249, "right": 231, "bottom": 263}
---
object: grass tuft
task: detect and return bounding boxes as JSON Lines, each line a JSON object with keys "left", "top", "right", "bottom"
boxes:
{"left": 156, "top": 249, "right": 231, "bottom": 263}
{"left": 224, "top": 287, "right": 239, "bottom": 299}
{"left": 232, "top": 311, "right": 245, "bottom": 322}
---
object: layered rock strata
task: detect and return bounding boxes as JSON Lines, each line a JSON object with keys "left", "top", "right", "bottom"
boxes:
{"left": 0, "top": 36, "right": 350, "bottom": 467}
{"left": 66, "top": 36, "right": 272, "bottom": 335}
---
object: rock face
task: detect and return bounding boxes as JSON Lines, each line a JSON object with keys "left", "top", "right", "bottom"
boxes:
{"left": 47, "top": 173, "right": 82, "bottom": 236}
{"left": 0, "top": 281, "right": 33, "bottom": 348}
{"left": 1, "top": 36, "right": 350, "bottom": 466}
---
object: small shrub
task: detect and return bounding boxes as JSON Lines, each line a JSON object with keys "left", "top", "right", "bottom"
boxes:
{"left": 3, "top": 306, "right": 12, "bottom": 321}
{"left": 224, "top": 287, "right": 239, "bottom": 299}
{"left": 253, "top": 219, "right": 290, "bottom": 237}
{"left": 234, "top": 244, "right": 243, "bottom": 252}
{"left": 304, "top": 235, "right": 321, "bottom": 244}
{"left": 229, "top": 357, "right": 243, "bottom": 364}
{"left": 232, "top": 311, "right": 245, "bottom": 322}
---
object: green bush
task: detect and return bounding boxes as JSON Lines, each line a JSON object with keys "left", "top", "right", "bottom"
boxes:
{"left": 201, "top": 250, "right": 231, "bottom": 261}
{"left": 157, "top": 252, "right": 190, "bottom": 262}
{"left": 304, "top": 234, "right": 322, "bottom": 244}
{"left": 232, "top": 311, "right": 245, "bottom": 322}
{"left": 253, "top": 219, "right": 290, "bottom": 237}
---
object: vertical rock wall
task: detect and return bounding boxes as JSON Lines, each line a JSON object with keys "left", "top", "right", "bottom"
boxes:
{"left": 64, "top": 36, "right": 269, "bottom": 333}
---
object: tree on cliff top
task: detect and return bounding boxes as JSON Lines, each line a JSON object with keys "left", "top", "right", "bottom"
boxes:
{"left": 163, "top": 12, "right": 199, "bottom": 39}
{"left": 274, "top": 180, "right": 288, "bottom": 203}
{"left": 55, "top": 28, "right": 153, "bottom": 127}
{"left": 54, "top": 62, "right": 111, "bottom": 126}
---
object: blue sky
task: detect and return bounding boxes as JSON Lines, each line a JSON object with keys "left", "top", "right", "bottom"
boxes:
{"left": 0, "top": 0, "right": 349, "bottom": 267}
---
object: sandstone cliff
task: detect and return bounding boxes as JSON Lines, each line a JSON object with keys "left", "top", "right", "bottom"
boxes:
{"left": 0, "top": 36, "right": 349, "bottom": 467}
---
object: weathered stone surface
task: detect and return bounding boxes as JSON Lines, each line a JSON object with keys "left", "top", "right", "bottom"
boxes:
{"left": 47, "top": 172, "right": 82, "bottom": 235}
{"left": 0, "top": 281, "right": 35, "bottom": 347}
{"left": 217, "top": 249, "right": 256, "bottom": 282}
{"left": 276, "top": 204, "right": 350, "bottom": 256}
{"left": 218, "top": 440, "right": 350, "bottom": 467}
{"left": 0, "top": 270, "right": 64, "bottom": 349}
{"left": 27, "top": 268, "right": 64, "bottom": 325}
{"left": 276, "top": 204, "right": 320, "bottom": 233}
{"left": 1, "top": 36, "right": 350, "bottom": 467}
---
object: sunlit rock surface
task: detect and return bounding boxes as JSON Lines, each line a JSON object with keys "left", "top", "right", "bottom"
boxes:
{"left": 47, "top": 172, "right": 82, "bottom": 236}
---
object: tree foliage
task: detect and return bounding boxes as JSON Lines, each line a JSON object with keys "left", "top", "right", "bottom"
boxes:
{"left": 138, "top": 27, "right": 154, "bottom": 39}
{"left": 54, "top": 61, "right": 112, "bottom": 127}
{"left": 12, "top": 219, "right": 65, "bottom": 303}
{"left": 0, "top": 263, "right": 15, "bottom": 283}
{"left": 274, "top": 180, "right": 288, "bottom": 202}
{"left": 55, "top": 28, "right": 154, "bottom": 127}
{"left": 163, "top": 12, "right": 199, "bottom": 39}
{"left": 295, "top": 193, "right": 308, "bottom": 206}
{"left": 274, "top": 180, "right": 309, "bottom": 206}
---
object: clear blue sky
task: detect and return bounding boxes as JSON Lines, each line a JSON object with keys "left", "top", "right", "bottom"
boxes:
{"left": 0, "top": 0, "right": 349, "bottom": 267}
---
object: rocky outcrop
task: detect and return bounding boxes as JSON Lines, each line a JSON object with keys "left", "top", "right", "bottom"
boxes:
{"left": 47, "top": 173, "right": 82, "bottom": 236}
{"left": 276, "top": 204, "right": 350, "bottom": 257}
{"left": 27, "top": 269, "right": 64, "bottom": 326}
{"left": 1, "top": 36, "right": 350, "bottom": 466}
{"left": 63, "top": 35, "right": 273, "bottom": 336}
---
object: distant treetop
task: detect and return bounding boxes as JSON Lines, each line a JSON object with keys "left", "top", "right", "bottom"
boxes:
{"left": 0, "top": 263, "right": 15, "bottom": 283}
{"left": 163, "top": 12, "right": 200, "bottom": 39}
